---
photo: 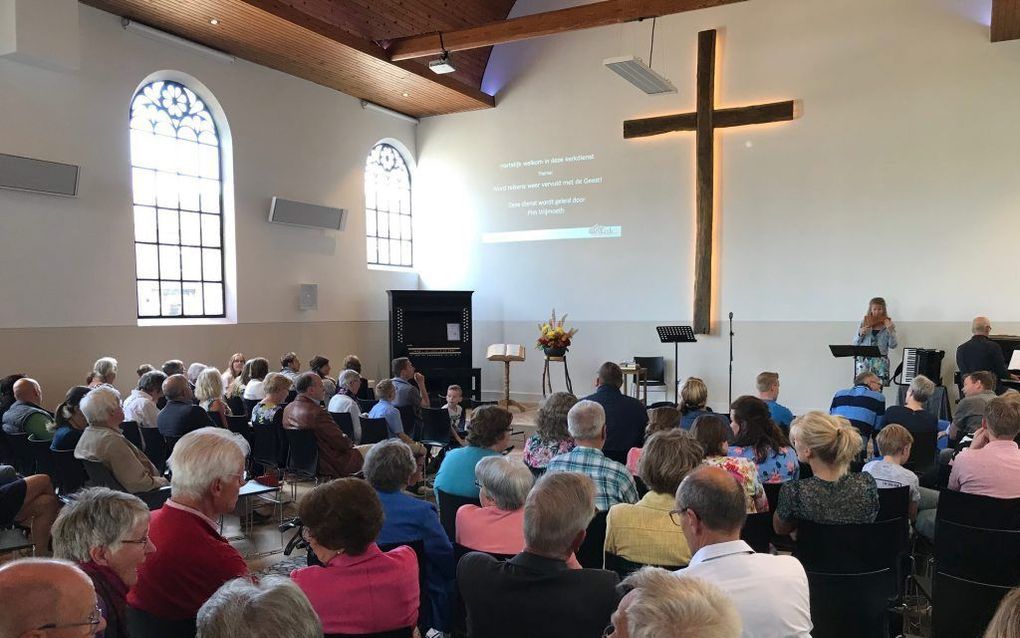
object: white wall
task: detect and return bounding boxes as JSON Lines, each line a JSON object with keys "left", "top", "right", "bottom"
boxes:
{"left": 416, "top": 0, "right": 1020, "bottom": 411}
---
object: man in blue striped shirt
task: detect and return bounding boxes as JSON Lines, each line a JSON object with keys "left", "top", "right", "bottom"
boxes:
{"left": 830, "top": 372, "right": 886, "bottom": 439}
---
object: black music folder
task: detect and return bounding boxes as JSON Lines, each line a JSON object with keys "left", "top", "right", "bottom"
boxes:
{"left": 830, "top": 345, "right": 882, "bottom": 384}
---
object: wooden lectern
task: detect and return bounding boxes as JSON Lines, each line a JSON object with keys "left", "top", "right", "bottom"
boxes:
{"left": 487, "top": 344, "right": 527, "bottom": 412}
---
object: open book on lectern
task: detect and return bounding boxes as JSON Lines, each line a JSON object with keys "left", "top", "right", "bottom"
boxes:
{"left": 487, "top": 344, "right": 526, "bottom": 362}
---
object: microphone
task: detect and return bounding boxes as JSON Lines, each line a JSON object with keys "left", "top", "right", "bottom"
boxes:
{"left": 729, "top": 312, "right": 733, "bottom": 320}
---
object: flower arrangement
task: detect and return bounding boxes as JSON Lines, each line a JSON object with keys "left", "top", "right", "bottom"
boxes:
{"left": 536, "top": 309, "right": 578, "bottom": 351}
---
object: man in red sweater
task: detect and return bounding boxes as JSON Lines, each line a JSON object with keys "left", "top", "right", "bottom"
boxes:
{"left": 128, "top": 427, "right": 250, "bottom": 623}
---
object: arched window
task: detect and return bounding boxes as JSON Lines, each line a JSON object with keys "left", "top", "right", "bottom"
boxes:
{"left": 365, "top": 142, "right": 412, "bottom": 267}
{"left": 130, "top": 80, "right": 225, "bottom": 318}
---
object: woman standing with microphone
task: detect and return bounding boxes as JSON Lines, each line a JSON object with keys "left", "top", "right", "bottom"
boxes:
{"left": 854, "top": 297, "right": 897, "bottom": 386}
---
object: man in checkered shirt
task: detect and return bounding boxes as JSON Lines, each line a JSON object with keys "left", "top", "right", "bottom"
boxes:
{"left": 546, "top": 400, "right": 639, "bottom": 510}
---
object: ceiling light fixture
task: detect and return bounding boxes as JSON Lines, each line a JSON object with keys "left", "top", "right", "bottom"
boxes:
{"left": 209, "top": 18, "right": 219, "bottom": 25}
{"left": 428, "top": 32, "right": 456, "bottom": 74}
{"left": 604, "top": 18, "right": 676, "bottom": 95}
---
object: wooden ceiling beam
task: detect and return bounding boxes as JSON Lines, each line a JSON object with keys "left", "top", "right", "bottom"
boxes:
{"left": 387, "top": 0, "right": 746, "bottom": 61}
{"left": 991, "top": 0, "right": 1020, "bottom": 42}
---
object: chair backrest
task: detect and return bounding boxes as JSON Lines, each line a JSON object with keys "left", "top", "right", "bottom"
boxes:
{"left": 603, "top": 551, "right": 683, "bottom": 580}
{"left": 633, "top": 356, "right": 666, "bottom": 383}
{"left": 763, "top": 481, "right": 784, "bottom": 512}
{"left": 3, "top": 432, "right": 34, "bottom": 475}
{"left": 875, "top": 485, "right": 910, "bottom": 521}
{"left": 242, "top": 398, "right": 260, "bottom": 418}
{"left": 121, "top": 421, "right": 143, "bottom": 450}
{"left": 357, "top": 398, "right": 378, "bottom": 414}
{"left": 50, "top": 448, "right": 87, "bottom": 495}
{"left": 396, "top": 405, "right": 418, "bottom": 438}
{"left": 252, "top": 423, "right": 280, "bottom": 470}
{"left": 125, "top": 606, "right": 196, "bottom": 638}
{"left": 329, "top": 412, "right": 356, "bottom": 440}
{"left": 646, "top": 401, "right": 677, "bottom": 409}
{"left": 376, "top": 540, "right": 428, "bottom": 633}
{"left": 575, "top": 510, "right": 609, "bottom": 569}
{"left": 935, "top": 519, "right": 1020, "bottom": 586}
{"left": 225, "top": 415, "right": 253, "bottom": 447}
{"left": 436, "top": 489, "right": 481, "bottom": 542}
{"left": 284, "top": 429, "right": 319, "bottom": 479}
{"left": 225, "top": 395, "right": 245, "bottom": 418}
{"left": 806, "top": 568, "right": 896, "bottom": 638}
{"left": 740, "top": 511, "right": 773, "bottom": 553}
{"left": 360, "top": 418, "right": 390, "bottom": 445}
{"left": 140, "top": 428, "right": 167, "bottom": 474}
{"left": 82, "top": 460, "right": 127, "bottom": 491}
{"left": 932, "top": 571, "right": 1013, "bottom": 638}
{"left": 420, "top": 408, "right": 451, "bottom": 446}
{"left": 602, "top": 449, "right": 628, "bottom": 465}
{"left": 26, "top": 437, "right": 53, "bottom": 477}
{"left": 453, "top": 543, "right": 515, "bottom": 564}
{"left": 903, "top": 428, "right": 938, "bottom": 473}
{"left": 795, "top": 518, "right": 908, "bottom": 573}
{"left": 936, "top": 489, "right": 1020, "bottom": 529}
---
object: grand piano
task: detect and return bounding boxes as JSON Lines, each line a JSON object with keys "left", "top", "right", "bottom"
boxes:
{"left": 387, "top": 290, "right": 481, "bottom": 402}
{"left": 991, "top": 334, "right": 1020, "bottom": 391}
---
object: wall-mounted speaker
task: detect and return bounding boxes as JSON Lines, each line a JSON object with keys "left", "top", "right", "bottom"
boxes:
{"left": 0, "top": 153, "right": 80, "bottom": 197}
{"left": 269, "top": 197, "right": 346, "bottom": 231}
{"left": 299, "top": 284, "right": 318, "bottom": 311}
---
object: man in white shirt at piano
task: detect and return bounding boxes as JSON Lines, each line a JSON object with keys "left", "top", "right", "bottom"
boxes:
{"left": 956, "top": 317, "right": 1018, "bottom": 387}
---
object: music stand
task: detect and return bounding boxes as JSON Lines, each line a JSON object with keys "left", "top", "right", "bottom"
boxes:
{"left": 658, "top": 326, "right": 697, "bottom": 402}
{"left": 829, "top": 345, "right": 882, "bottom": 384}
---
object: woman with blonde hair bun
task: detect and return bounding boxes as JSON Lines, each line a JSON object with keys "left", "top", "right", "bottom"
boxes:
{"left": 773, "top": 411, "right": 878, "bottom": 535}
{"left": 985, "top": 587, "right": 1020, "bottom": 638}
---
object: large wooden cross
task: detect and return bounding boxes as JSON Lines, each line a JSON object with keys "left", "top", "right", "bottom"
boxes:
{"left": 624, "top": 29, "right": 798, "bottom": 334}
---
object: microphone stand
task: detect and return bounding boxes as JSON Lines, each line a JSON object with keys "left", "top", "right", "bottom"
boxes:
{"left": 728, "top": 312, "right": 735, "bottom": 406}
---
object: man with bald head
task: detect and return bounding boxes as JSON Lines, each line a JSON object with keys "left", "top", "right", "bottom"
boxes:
{"left": 2, "top": 378, "right": 54, "bottom": 439}
{"left": 957, "top": 316, "right": 1016, "bottom": 385}
{"left": 157, "top": 374, "right": 216, "bottom": 439}
{"left": 0, "top": 558, "right": 106, "bottom": 638}
{"left": 674, "top": 466, "right": 811, "bottom": 638}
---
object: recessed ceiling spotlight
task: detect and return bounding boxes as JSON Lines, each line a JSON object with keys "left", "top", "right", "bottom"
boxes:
{"left": 209, "top": 18, "right": 219, "bottom": 25}
{"left": 402, "top": 92, "right": 409, "bottom": 97}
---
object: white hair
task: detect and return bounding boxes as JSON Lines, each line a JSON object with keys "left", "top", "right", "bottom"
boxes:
{"left": 79, "top": 386, "right": 121, "bottom": 426}
{"left": 524, "top": 472, "right": 595, "bottom": 556}
{"left": 908, "top": 374, "right": 935, "bottom": 404}
{"left": 566, "top": 400, "right": 606, "bottom": 440}
{"left": 187, "top": 363, "right": 208, "bottom": 384}
{"left": 52, "top": 488, "right": 149, "bottom": 562}
{"left": 623, "top": 568, "right": 742, "bottom": 638}
{"left": 93, "top": 357, "right": 118, "bottom": 382}
{"left": 168, "top": 427, "right": 249, "bottom": 500}
{"left": 195, "top": 367, "right": 225, "bottom": 402}
{"left": 337, "top": 369, "right": 360, "bottom": 391}
{"left": 475, "top": 456, "right": 534, "bottom": 511}
{"left": 197, "top": 576, "right": 321, "bottom": 638}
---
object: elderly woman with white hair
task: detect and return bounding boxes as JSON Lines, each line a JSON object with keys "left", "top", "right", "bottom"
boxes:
{"left": 90, "top": 357, "right": 120, "bottom": 397}
{"left": 52, "top": 487, "right": 156, "bottom": 638}
{"left": 195, "top": 367, "right": 230, "bottom": 429}
{"left": 606, "top": 567, "right": 741, "bottom": 638}
{"left": 186, "top": 363, "right": 208, "bottom": 387}
{"left": 327, "top": 369, "right": 364, "bottom": 442}
{"left": 74, "top": 387, "right": 168, "bottom": 494}
{"left": 128, "top": 427, "right": 249, "bottom": 627}
{"left": 198, "top": 577, "right": 321, "bottom": 638}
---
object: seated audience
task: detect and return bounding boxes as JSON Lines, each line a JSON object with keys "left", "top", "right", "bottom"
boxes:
{"left": 547, "top": 400, "right": 638, "bottom": 510}
{"left": 583, "top": 362, "right": 648, "bottom": 462}
{"left": 220, "top": 353, "right": 246, "bottom": 390}
{"left": 327, "top": 369, "right": 363, "bottom": 442}
{"left": 52, "top": 487, "right": 155, "bottom": 638}
{"left": 186, "top": 363, "right": 207, "bottom": 387}
{"left": 523, "top": 391, "right": 577, "bottom": 471}
{"left": 292, "top": 478, "right": 419, "bottom": 634}
{"left": 946, "top": 370, "right": 997, "bottom": 446}
{"left": 51, "top": 385, "right": 92, "bottom": 451}
{"left": 279, "top": 352, "right": 301, "bottom": 382}
{"left": 368, "top": 379, "right": 428, "bottom": 485}
{"left": 123, "top": 371, "right": 166, "bottom": 430}
{"left": 364, "top": 439, "right": 453, "bottom": 634}
{"left": 984, "top": 586, "right": 1020, "bottom": 638}
{"left": 0, "top": 558, "right": 108, "bottom": 638}
{"left": 241, "top": 357, "right": 271, "bottom": 401}
{"left": 128, "top": 428, "right": 250, "bottom": 623}
{"left": 948, "top": 394, "right": 1020, "bottom": 498}
{"left": 691, "top": 415, "right": 768, "bottom": 514}
{"left": 458, "top": 472, "right": 620, "bottom": 638}
{"left": 228, "top": 359, "right": 252, "bottom": 401}
{"left": 757, "top": 371, "right": 794, "bottom": 432}
{"left": 251, "top": 373, "right": 291, "bottom": 469}
{"left": 0, "top": 464, "right": 59, "bottom": 553}
{"left": 136, "top": 364, "right": 155, "bottom": 377}
{"left": 865, "top": 425, "right": 939, "bottom": 534}
{"left": 198, "top": 577, "right": 321, "bottom": 638}
{"left": 675, "top": 466, "right": 812, "bottom": 637}
{"left": 442, "top": 384, "right": 467, "bottom": 447}
{"left": 157, "top": 374, "right": 216, "bottom": 439}
{"left": 391, "top": 356, "right": 430, "bottom": 411}
{"left": 606, "top": 429, "right": 701, "bottom": 568}
{"left": 342, "top": 354, "right": 373, "bottom": 401}
{"left": 626, "top": 405, "right": 681, "bottom": 474}
{"left": 434, "top": 405, "right": 512, "bottom": 499}
{"left": 679, "top": 377, "right": 729, "bottom": 430}
{"left": 195, "top": 367, "right": 230, "bottom": 428}
{"left": 774, "top": 412, "right": 879, "bottom": 536}
{"left": 75, "top": 386, "right": 168, "bottom": 493}
{"left": 606, "top": 566, "right": 741, "bottom": 638}
{"left": 728, "top": 395, "right": 799, "bottom": 483}
{"left": 308, "top": 355, "right": 337, "bottom": 403}
{"left": 884, "top": 374, "right": 939, "bottom": 437}
{"left": 90, "top": 357, "right": 121, "bottom": 398}
{"left": 0, "top": 372, "right": 27, "bottom": 421}
{"left": 2, "top": 377, "right": 55, "bottom": 439}
{"left": 829, "top": 371, "right": 886, "bottom": 441}
{"left": 283, "top": 372, "right": 362, "bottom": 478}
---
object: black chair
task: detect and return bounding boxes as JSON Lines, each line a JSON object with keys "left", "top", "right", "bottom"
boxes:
{"left": 806, "top": 568, "right": 898, "bottom": 638}
{"left": 452, "top": 544, "right": 515, "bottom": 636}
{"left": 50, "top": 448, "right": 86, "bottom": 495}
{"left": 436, "top": 488, "right": 481, "bottom": 542}
{"left": 242, "top": 398, "right": 260, "bottom": 418}
{"left": 740, "top": 511, "right": 773, "bottom": 553}
{"left": 284, "top": 428, "right": 319, "bottom": 499}
{"left": 633, "top": 356, "right": 667, "bottom": 400}
{"left": 121, "top": 421, "right": 143, "bottom": 450}
{"left": 81, "top": 460, "right": 170, "bottom": 510}
{"left": 3, "top": 432, "right": 34, "bottom": 475}
{"left": 163, "top": 435, "right": 181, "bottom": 455}
{"left": 876, "top": 485, "right": 910, "bottom": 521}
{"left": 903, "top": 428, "right": 938, "bottom": 476}
{"left": 26, "top": 436, "right": 53, "bottom": 479}
{"left": 795, "top": 518, "right": 908, "bottom": 574}
{"left": 420, "top": 408, "right": 451, "bottom": 449}
{"left": 360, "top": 418, "right": 389, "bottom": 445}
{"left": 125, "top": 606, "right": 196, "bottom": 638}
{"left": 763, "top": 482, "right": 796, "bottom": 551}
{"left": 329, "top": 412, "right": 356, "bottom": 441}
{"left": 376, "top": 540, "right": 429, "bottom": 633}
{"left": 357, "top": 398, "right": 378, "bottom": 413}
{"left": 396, "top": 405, "right": 418, "bottom": 438}
{"left": 576, "top": 510, "right": 609, "bottom": 569}
{"left": 226, "top": 415, "right": 253, "bottom": 449}
{"left": 932, "top": 572, "right": 1012, "bottom": 638}
{"left": 602, "top": 449, "right": 628, "bottom": 465}
{"left": 935, "top": 489, "right": 1020, "bottom": 529}
{"left": 604, "top": 551, "right": 683, "bottom": 580}
{"left": 252, "top": 423, "right": 281, "bottom": 474}
{"left": 140, "top": 428, "right": 167, "bottom": 474}
{"left": 225, "top": 395, "right": 245, "bottom": 418}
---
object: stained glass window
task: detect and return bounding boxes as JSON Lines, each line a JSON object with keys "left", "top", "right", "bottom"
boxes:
{"left": 130, "top": 80, "right": 225, "bottom": 318}
{"left": 365, "top": 143, "right": 412, "bottom": 267}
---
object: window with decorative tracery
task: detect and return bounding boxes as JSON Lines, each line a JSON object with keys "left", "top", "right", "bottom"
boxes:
{"left": 365, "top": 142, "right": 413, "bottom": 267}
{"left": 129, "top": 80, "right": 226, "bottom": 318}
